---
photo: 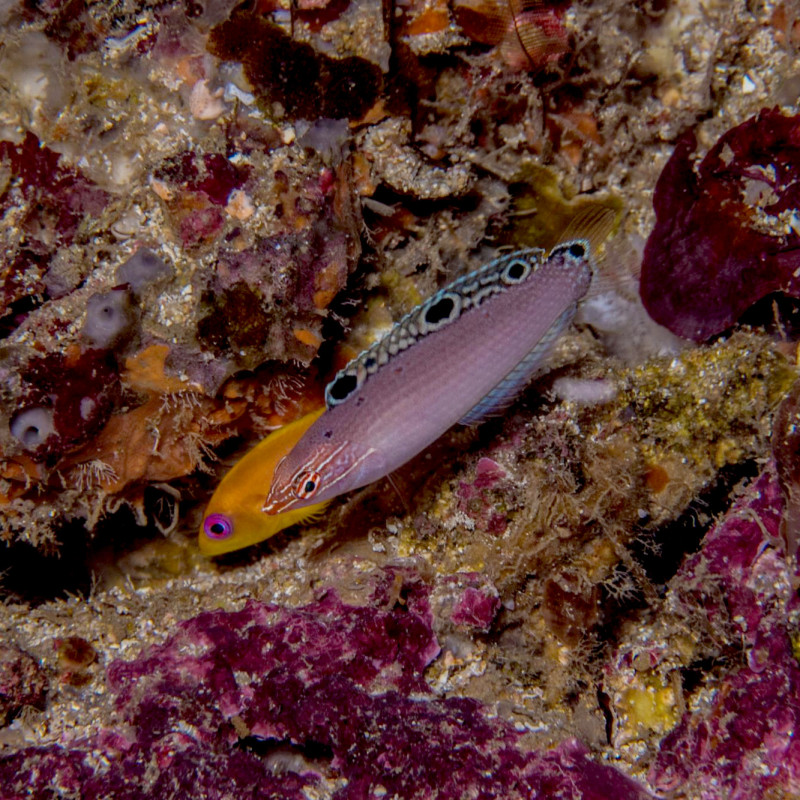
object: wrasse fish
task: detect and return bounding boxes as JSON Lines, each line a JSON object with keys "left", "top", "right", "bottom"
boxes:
{"left": 199, "top": 407, "right": 326, "bottom": 555}
{"left": 263, "top": 240, "right": 594, "bottom": 516}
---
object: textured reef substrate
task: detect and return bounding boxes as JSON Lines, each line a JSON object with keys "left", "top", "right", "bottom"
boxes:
{"left": 3, "top": 0, "right": 800, "bottom": 797}
{"left": 1, "top": 569, "right": 653, "bottom": 799}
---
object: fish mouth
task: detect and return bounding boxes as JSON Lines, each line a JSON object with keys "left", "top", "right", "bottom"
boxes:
{"left": 262, "top": 494, "right": 292, "bottom": 515}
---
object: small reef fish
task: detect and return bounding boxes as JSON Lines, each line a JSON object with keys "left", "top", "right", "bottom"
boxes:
{"left": 199, "top": 407, "right": 327, "bottom": 555}
{"left": 263, "top": 240, "right": 594, "bottom": 516}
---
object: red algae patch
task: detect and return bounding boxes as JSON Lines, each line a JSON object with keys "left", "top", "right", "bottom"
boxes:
{"left": 640, "top": 108, "right": 800, "bottom": 341}
{"left": 0, "top": 133, "right": 108, "bottom": 319}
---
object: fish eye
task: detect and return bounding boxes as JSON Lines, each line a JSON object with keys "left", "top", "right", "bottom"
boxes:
{"left": 204, "top": 513, "right": 233, "bottom": 540}
{"left": 294, "top": 470, "right": 321, "bottom": 499}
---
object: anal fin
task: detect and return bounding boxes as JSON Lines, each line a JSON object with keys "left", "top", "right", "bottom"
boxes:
{"left": 459, "top": 304, "right": 576, "bottom": 426}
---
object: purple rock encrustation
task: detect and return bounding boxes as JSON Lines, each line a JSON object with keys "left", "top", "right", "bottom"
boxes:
{"left": 650, "top": 463, "right": 800, "bottom": 798}
{"left": 0, "top": 568, "right": 651, "bottom": 799}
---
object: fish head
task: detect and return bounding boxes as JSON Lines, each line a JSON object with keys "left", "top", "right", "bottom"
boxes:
{"left": 199, "top": 407, "right": 327, "bottom": 556}
{"left": 263, "top": 433, "right": 381, "bottom": 514}
{"left": 199, "top": 498, "right": 327, "bottom": 556}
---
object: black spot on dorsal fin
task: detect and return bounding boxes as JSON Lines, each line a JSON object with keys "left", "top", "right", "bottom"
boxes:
{"left": 324, "top": 248, "right": 550, "bottom": 409}
{"left": 425, "top": 296, "right": 455, "bottom": 325}
{"left": 327, "top": 373, "right": 358, "bottom": 403}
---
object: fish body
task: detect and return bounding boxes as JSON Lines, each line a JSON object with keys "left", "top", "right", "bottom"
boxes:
{"left": 264, "top": 241, "right": 593, "bottom": 515}
{"left": 199, "top": 407, "right": 326, "bottom": 555}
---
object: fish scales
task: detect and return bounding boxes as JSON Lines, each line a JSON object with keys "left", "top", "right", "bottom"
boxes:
{"left": 458, "top": 302, "right": 577, "bottom": 425}
{"left": 326, "top": 247, "right": 548, "bottom": 407}
{"left": 263, "top": 241, "right": 593, "bottom": 513}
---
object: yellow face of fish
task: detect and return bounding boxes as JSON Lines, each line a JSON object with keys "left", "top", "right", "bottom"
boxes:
{"left": 199, "top": 407, "right": 328, "bottom": 556}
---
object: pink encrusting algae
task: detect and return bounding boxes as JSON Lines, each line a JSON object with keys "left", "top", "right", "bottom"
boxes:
{"left": 0, "top": 568, "right": 653, "bottom": 800}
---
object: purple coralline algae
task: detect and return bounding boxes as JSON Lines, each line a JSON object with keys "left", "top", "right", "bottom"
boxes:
{"left": 649, "top": 463, "right": 800, "bottom": 798}
{"left": 449, "top": 577, "right": 502, "bottom": 631}
{"left": 772, "top": 376, "right": 800, "bottom": 561}
{"left": 0, "top": 568, "right": 652, "bottom": 799}
{"left": 457, "top": 456, "right": 511, "bottom": 535}
{"left": 0, "top": 133, "right": 108, "bottom": 320}
{"left": 0, "top": 642, "right": 48, "bottom": 726}
{"left": 433, "top": 571, "right": 502, "bottom": 632}
{"left": 640, "top": 108, "right": 800, "bottom": 341}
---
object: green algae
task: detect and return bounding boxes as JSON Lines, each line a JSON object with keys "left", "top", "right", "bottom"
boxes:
{"left": 622, "top": 331, "right": 797, "bottom": 470}
{"left": 505, "top": 164, "right": 624, "bottom": 251}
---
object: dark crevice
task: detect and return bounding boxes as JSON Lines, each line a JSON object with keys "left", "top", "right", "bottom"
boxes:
{"left": 734, "top": 291, "right": 800, "bottom": 340}
{"left": 236, "top": 736, "right": 334, "bottom": 766}
{"left": 631, "top": 459, "right": 760, "bottom": 587}
{"left": 0, "top": 519, "right": 92, "bottom": 604}
{"left": 0, "top": 294, "right": 47, "bottom": 340}
{"left": 597, "top": 687, "right": 614, "bottom": 745}
{"left": 0, "top": 493, "right": 192, "bottom": 605}
{"left": 590, "top": 460, "right": 760, "bottom": 649}
{"left": 597, "top": 564, "right": 649, "bottom": 628}
{"left": 680, "top": 654, "right": 737, "bottom": 696}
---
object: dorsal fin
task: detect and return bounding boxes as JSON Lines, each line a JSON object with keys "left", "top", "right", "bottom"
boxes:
{"left": 554, "top": 204, "right": 622, "bottom": 299}
{"left": 459, "top": 302, "right": 576, "bottom": 425}
{"left": 557, "top": 204, "right": 618, "bottom": 255}
{"left": 325, "top": 248, "right": 547, "bottom": 408}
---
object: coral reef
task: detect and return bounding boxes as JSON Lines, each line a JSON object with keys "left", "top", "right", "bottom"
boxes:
{"left": 1, "top": 0, "right": 800, "bottom": 796}
{"left": 0, "top": 17, "right": 364, "bottom": 548}
{"left": 639, "top": 463, "right": 800, "bottom": 799}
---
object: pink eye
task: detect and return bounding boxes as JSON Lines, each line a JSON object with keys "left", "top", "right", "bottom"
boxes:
{"left": 294, "top": 470, "right": 321, "bottom": 499}
{"left": 204, "top": 513, "right": 233, "bottom": 540}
